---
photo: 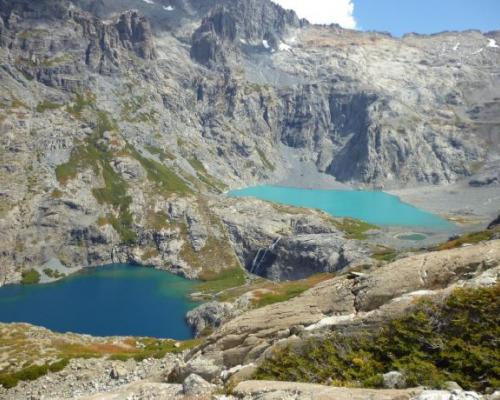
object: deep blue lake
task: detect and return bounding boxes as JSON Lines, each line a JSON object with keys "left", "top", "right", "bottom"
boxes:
{"left": 0, "top": 264, "right": 199, "bottom": 339}
{"left": 229, "top": 185, "right": 454, "bottom": 230}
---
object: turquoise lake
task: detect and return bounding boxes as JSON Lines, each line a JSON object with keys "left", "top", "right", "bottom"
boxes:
{"left": 229, "top": 185, "right": 454, "bottom": 230}
{"left": 0, "top": 264, "right": 199, "bottom": 339}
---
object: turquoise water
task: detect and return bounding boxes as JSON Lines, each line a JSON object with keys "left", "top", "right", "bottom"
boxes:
{"left": 0, "top": 264, "right": 199, "bottom": 339}
{"left": 229, "top": 185, "right": 454, "bottom": 229}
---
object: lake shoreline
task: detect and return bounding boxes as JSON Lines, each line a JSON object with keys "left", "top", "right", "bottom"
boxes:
{"left": 0, "top": 264, "right": 200, "bottom": 339}
{"left": 229, "top": 185, "right": 456, "bottom": 229}
{"left": 246, "top": 177, "right": 498, "bottom": 230}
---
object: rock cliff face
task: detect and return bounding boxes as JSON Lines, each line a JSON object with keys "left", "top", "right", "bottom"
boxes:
{"left": 0, "top": 0, "right": 499, "bottom": 284}
{"left": 213, "top": 197, "right": 371, "bottom": 281}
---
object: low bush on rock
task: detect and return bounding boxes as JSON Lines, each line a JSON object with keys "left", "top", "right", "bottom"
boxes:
{"left": 21, "top": 269, "right": 41, "bottom": 285}
{"left": 0, "top": 359, "right": 68, "bottom": 389}
{"left": 434, "top": 230, "right": 497, "bottom": 251}
{"left": 255, "top": 284, "right": 500, "bottom": 391}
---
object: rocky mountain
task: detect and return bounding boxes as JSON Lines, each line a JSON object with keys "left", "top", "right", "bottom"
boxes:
{"left": 1, "top": 1, "right": 499, "bottom": 398}
{"left": 0, "top": 0, "right": 499, "bottom": 285}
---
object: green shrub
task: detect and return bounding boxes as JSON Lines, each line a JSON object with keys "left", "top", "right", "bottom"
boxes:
{"left": 129, "top": 147, "right": 191, "bottom": 195}
{"left": 256, "top": 148, "right": 275, "bottom": 171}
{"left": 372, "top": 247, "right": 398, "bottom": 262}
{"left": 331, "top": 218, "right": 378, "bottom": 240}
{"left": 0, "top": 359, "right": 68, "bottom": 389}
{"left": 21, "top": 269, "right": 40, "bottom": 284}
{"left": 434, "top": 230, "right": 496, "bottom": 251}
{"left": 255, "top": 285, "right": 500, "bottom": 391}
{"left": 11, "top": 98, "right": 27, "bottom": 109}
{"left": 253, "top": 285, "right": 308, "bottom": 308}
{"left": 145, "top": 145, "right": 176, "bottom": 161}
{"left": 188, "top": 157, "right": 207, "bottom": 174}
{"left": 56, "top": 111, "right": 136, "bottom": 244}
{"left": 0, "top": 373, "right": 18, "bottom": 389}
{"left": 36, "top": 101, "right": 61, "bottom": 113}
{"left": 66, "top": 92, "right": 95, "bottom": 118}
{"left": 108, "top": 338, "right": 202, "bottom": 362}
{"left": 43, "top": 269, "right": 65, "bottom": 279}
{"left": 196, "top": 267, "right": 246, "bottom": 294}
{"left": 48, "top": 359, "right": 69, "bottom": 373}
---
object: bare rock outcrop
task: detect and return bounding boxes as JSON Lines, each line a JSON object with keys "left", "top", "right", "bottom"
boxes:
{"left": 185, "top": 241, "right": 500, "bottom": 376}
{"left": 186, "top": 301, "right": 236, "bottom": 336}
{"left": 212, "top": 197, "right": 372, "bottom": 280}
{"left": 233, "top": 380, "right": 422, "bottom": 400}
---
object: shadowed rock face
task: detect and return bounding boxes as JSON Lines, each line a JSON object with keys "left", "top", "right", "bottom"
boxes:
{"left": 190, "top": 0, "right": 302, "bottom": 67}
{"left": 115, "top": 11, "right": 156, "bottom": 60}
{"left": 0, "top": 0, "right": 71, "bottom": 21}
{"left": 489, "top": 215, "right": 500, "bottom": 230}
{"left": 191, "top": 9, "right": 237, "bottom": 66}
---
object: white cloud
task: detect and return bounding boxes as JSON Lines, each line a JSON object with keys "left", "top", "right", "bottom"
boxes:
{"left": 272, "top": 0, "right": 357, "bottom": 29}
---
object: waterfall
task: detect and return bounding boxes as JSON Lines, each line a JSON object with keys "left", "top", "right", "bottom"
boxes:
{"left": 250, "top": 237, "right": 281, "bottom": 275}
{"left": 250, "top": 249, "right": 264, "bottom": 274}
{"left": 270, "top": 237, "right": 281, "bottom": 250}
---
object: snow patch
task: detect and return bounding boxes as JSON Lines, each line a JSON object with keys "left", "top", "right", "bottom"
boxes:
{"left": 239, "top": 38, "right": 247, "bottom": 44}
{"left": 142, "top": 0, "right": 154, "bottom": 4}
{"left": 453, "top": 42, "right": 460, "bottom": 51}
{"left": 163, "top": 5, "right": 174, "bottom": 11}
{"left": 403, "top": 290, "right": 435, "bottom": 298}
{"left": 415, "top": 390, "right": 482, "bottom": 400}
{"left": 262, "top": 40, "right": 270, "bottom": 49}
{"left": 472, "top": 48, "right": 484, "bottom": 55}
{"left": 278, "top": 42, "right": 292, "bottom": 52}
{"left": 305, "top": 314, "right": 356, "bottom": 331}
{"left": 487, "top": 38, "right": 499, "bottom": 48}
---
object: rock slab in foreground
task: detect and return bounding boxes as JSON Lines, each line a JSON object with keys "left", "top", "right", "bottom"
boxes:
{"left": 233, "top": 380, "right": 422, "bottom": 400}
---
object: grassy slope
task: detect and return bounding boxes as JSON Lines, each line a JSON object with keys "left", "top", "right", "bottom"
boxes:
{"left": 0, "top": 324, "right": 202, "bottom": 389}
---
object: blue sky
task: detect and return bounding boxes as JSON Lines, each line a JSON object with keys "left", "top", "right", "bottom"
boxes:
{"left": 273, "top": 0, "right": 500, "bottom": 36}
{"left": 354, "top": 0, "right": 500, "bottom": 36}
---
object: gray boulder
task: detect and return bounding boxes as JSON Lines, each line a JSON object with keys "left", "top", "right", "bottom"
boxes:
{"left": 488, "top": 391, "right": 500, "bottom": 400}
{"left": 109, "top": 364, "right": 128, "bottom": 380}
{"left": 383, "top": 371, "right": 406, "bottom": 389}
{"left": 443, "top": 382, "right": 463, "bottom": 392}
{"left": 186, "top": 301, "right": 236, "bottom": 336}
{"left": 182, "top": 373, "right": 215, "bottom": 396}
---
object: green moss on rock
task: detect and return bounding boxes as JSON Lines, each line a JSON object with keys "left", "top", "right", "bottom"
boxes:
{"left": 130, "top": 147, "right": 191, "bottom": 196}
{"left": 56, "top": 111, "right": 136, "bottom": 244}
